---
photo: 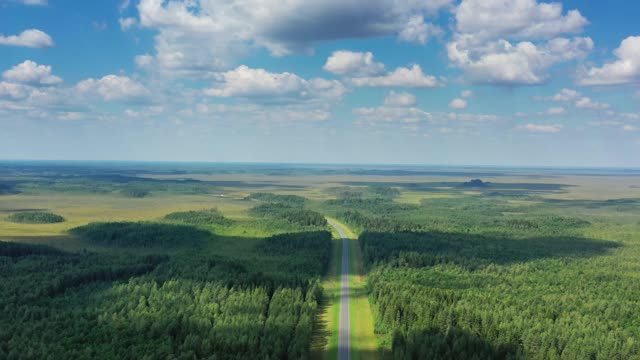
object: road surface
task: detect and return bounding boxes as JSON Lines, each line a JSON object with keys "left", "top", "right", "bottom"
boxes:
{"left": 328, "top": 219, "right": 351, "bottom": 360}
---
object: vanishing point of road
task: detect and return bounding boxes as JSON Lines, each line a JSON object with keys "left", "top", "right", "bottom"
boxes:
{"left": 328, "top": 219, "right": 351, "bottom": 360}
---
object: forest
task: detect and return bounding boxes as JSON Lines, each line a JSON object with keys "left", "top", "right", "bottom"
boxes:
{"left": 326, "top": 185, "right": 640, "bottom": 359}
{"left": 2, "top": 162, "right": 640, "bottom": 359}
{"left": 248, "top": 192, "right": 328, "bottom": 228}
{"left": 6, "top": 211, "right": 65, "bottom": 224}
{"left": 164, "top": 208, "right": 232, "bottom": 226}
{"left": 0, "top": 228, "right": 332, "bottom": 359}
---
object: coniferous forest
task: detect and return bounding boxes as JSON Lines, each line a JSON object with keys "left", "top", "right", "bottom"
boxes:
{"left": 324, "top": 186, "right": 640, "bottom": 359}
{"left": 2, "top": 162, "right": 640, "bottom": 359}
{"left": 0, "top": 230, "right": 331, "bottom": 359}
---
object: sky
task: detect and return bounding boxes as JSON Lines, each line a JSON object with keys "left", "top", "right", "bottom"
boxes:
{"left": 0, "top": 0, "right": 639, "bottom": 167}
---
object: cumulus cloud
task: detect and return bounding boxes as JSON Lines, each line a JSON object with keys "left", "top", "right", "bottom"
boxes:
{"left": 518, "top": 123, "right": 563, "bottom": 133}
{"left": 461, "top": 90, "right": 473, "bottom": 98}
{"left": 205, "top": 65, "right": 346, "bottom": 103}
{"left": 455, "top": 0, "right": 587, "bottom": 41}
{"left": 134, "top": 0, "right": 453, "bottom": 76}
{"left": 575, "top": 96, "right": 609, "bottom": 110}
{"left": 351, "top": 64, "right": 439, "bottom": 88}
{"left": 0, "top": 29, "right": 54, "bottom": 48}
{"left": 2, "top": 60, "right": 62, "bottom": 86}
{"left": 398, "top": 15, "right": 443, "bottom": 45}
{"left": 384, "top": 91, "right": 416, "bottom": 107}
{"left": 75, "top": 75, "right": 150, "bottom": 102}
{"left": 323, "top": 51, "right": 385, "bottom": 77}
{"left": 552, "top": 88, "right": 580, "bottom": 102}
{"left": 549, "top": 88, "right": 609, "bottom": 110}
{"left": 579, "top": 36, "right": 640, "bottom": 86}
{"left": 0, "top": 82, "right": 30, "bottom": 100}
{"left": 449, "top": 98, "right": 468, "bottom": 109}
{"left": 448, "top": 36, "right": 593, "bottom": 85}
{"left": 448, "top": 0, "right": 591, "bottom": 85}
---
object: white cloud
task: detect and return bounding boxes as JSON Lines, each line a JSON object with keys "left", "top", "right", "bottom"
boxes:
{"left": 351, "top": 64, "right": 440, "bottom": 88}
{"left": 588, "top": 113, "right": 640, "bottom": 131}
{"left": 398, "top": 15, "right": 443, "bottom": 45}
{"left": 575, "top": 96, "right": 609, "bottom": 110}
{"left": 461, "top": 90, "right": 473, "bottom": 98}
{"left": 205, "top": 65, "right": 346, "bottom": 103}
{"left": 455, "top": 0, "right": 587, "bottom": 41}
{"left": 548, "top": 88, "right": 609, "bottom": 110}
{"left": 134, "top": 0, "right": 453, "bottom": 76}
{"left": 448, "top": 0, "right": 591, "bottom": 85}
{"left": 2, "top": 60, "right": 62, "bottom": 86}
{"left": 0, "top": 82, "right": 30, "bottom": 100}
{"left": 20, "top": 0, "right": 47, "bottom": 5}
{"left": 579, "top": 36, "right": 640, "bottom": 86}
{"left": 448, "top": 36, "right": 593, "bottom": 85}
{"left": 353, "top": 105, "right": 499, "bottom": 129}
{"left": 135, "top": 54, "right": 154, "bottom": 68}
{"left": 384, "top": 91, "right": 416, "bottom": 107}
{"left": 449, "top": 98, "right": 468, "bottom": 109}
{"left": 323, "top": 51, "right": 385, "bottom": 77}
{"left": 552, "top": 88, "right": 580, "bottom": 102}
{"left": 205, "top": 66, "right": 305, "bottom": 98}
{"left": 547, "top": 106, "right": 565, "bottom": 115}
{"left": 0, "top": 29, "right": 54, "bottom": 48}
{"left": 75, "top": 75, "right": 150, "bottom": 102}
{"left": 119, "top": 17, "right": 137, "bottom": 31}
{"left": 519, "top": 123, "right": 563, "bottom": 133}
{"left": 0, "top": 83, "right": 91, "bottom": 119}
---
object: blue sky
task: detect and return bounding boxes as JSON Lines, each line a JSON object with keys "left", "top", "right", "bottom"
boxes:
{"left": 0, "top": 0, "right": 639, "bottom": 166}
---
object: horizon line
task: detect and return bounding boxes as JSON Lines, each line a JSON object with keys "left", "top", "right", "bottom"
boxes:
{"left": 1, "top": 158, "right": 639, "bottom": 171}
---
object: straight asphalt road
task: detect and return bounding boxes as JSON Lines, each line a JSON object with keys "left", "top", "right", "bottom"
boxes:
{"left": 328, "top": 219, "right": 351, "bottom": 360}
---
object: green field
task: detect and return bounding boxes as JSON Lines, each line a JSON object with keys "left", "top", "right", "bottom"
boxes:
{"left": 2, "top": 161, "right": 640, "bottom": 359}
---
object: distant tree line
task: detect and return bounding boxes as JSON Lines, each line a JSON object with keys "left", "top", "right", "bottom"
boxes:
{"left": 247, "top": 193, "right": 327, "bottom": 228}
{"left": 6, "top": 211, "right": 65, "bottom": 224}
{"left": 69, "top": 222, "right": 211, "bottom": 248}
{"left": 164, "top": 208, "right": 232, "bottom": 226}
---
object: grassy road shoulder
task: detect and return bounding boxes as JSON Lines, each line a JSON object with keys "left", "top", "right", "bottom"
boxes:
{"left": 326, "top": 218, "right": 380, "bottom": 360}
{"left": 311, "top": 220, "right": 342, "bottom": 360}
